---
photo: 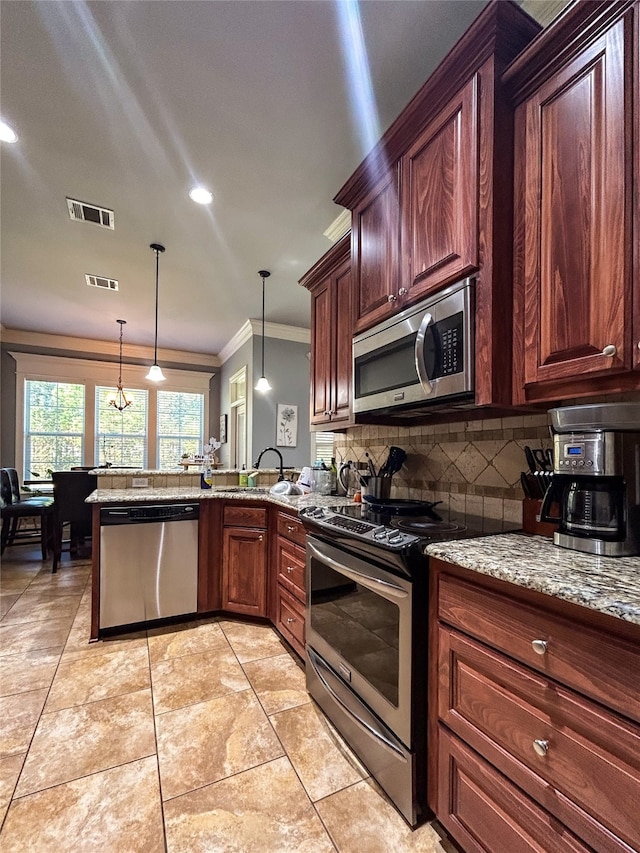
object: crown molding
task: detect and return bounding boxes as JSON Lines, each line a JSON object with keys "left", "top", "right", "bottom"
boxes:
{"left": 219, "top": 320, "right": 310, "bottom": 364}
{"left": 323, "top": 209, "right": 351, "bottom": 243}
{"left": 1, "top": 327, "right": 220, "bottom": 369}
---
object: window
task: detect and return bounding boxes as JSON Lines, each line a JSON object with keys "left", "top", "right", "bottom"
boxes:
{"left": 96, "top": 387, "right": 149, "bottom": 468}
{"left": 157, "top": 390, "right": 204, "bottom": 468}
{"left": 24, "top": 380, "right": 85, "bottom": 478}
{"left": 312, "top": 431, "right": 335, "bottom": 467}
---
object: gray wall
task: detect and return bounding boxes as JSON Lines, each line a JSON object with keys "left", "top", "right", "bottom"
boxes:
{"left": 1, "top": 350, "right": 17, "bottom": 466}
{"left": 252, "top": 335, "right": 310, "bottom": 469}
{"left": 217, "top": 337, "right": 252, "bottom": 469}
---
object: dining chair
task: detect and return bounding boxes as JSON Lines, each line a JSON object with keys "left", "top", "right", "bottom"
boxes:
{"left": 0, "top": 468, "right": 54, "bottom": 560}
{"left": 51, "top": 471, "right": 98, "bottom": 572}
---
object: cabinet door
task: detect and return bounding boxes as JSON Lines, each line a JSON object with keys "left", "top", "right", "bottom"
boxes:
{"left": 331, "top": 258, "right": 352, "bottom": 424}
{"left": 310, "top": 279, "right": 333, "bottom": 425}
{"left": 352, "top": 167, "right": 401, "bottom": 334}
{"left": 222, "top": 526, "right": 267, "bottom": 617}
{"left": 520, "top": 18, "right": 629, "bottom": 387}
{"left": 402, "top": 75, "right": 478, "bottom": 301}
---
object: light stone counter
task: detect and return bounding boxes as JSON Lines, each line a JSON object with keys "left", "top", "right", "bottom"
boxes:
{"left": 86, "top": 486, "right": 353, "bottom": 513}
{"left": 426, "top": 533, "right": 640, "bottom": 626}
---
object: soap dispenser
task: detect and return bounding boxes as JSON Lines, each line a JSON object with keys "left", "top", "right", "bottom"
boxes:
{"left": 238, "top": 464, "right": 248, "bottom": 487}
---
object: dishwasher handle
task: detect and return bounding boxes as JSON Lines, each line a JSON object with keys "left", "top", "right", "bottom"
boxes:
{"left": 100, "top": 503, "right": 199, "bottom": 525}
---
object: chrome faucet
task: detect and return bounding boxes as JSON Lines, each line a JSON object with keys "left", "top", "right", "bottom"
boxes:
{"left": 254, "top": 447, "right": 285, "bottom": 481}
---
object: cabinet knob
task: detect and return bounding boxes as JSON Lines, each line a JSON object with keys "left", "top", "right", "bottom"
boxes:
{"left": 637, "top": 341, "right": 640, "bottom": 351}
{"left": 398, "top": 287, "right": 408, "bottom": 296}
{"left": 531, "top": 639, "right": 548, "bottom": 655}
{"left": 286, "top": 566, "right": 294, "bottom": 574}
{"left": 258, "top": 535, "right": 263, "bottom": 541}
{"left": 286, "top": 617, "right": 295, "bottom": 624}
{"left": 387, "top": 294, "right": 397, "bottom": 303}
{"left": 532, "top": 738, "right": 549, "bottom": 757}
{"left": 323, "top": 411, "right": 330, "bottom": 416}
{"left": 287, "top": 525, "right": 295, "bottom": 532}
{"left": 602, "top": 344, "right": 617, "bottom": 357}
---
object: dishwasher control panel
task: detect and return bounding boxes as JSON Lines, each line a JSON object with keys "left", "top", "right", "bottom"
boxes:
{"left": 100, "top": 503, "right": 199, "bottom": 524}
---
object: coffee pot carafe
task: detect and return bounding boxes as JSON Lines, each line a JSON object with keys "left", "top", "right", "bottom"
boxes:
{"left": 540, "top": 403, "right": 640, "bottom": 557}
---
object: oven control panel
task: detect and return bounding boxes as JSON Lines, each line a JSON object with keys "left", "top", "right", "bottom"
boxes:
{"left": 300, "top": 506, "right": 421, "bottom": 549}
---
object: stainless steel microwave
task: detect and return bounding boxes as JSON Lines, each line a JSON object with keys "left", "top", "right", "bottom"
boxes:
{"left": 352, "top": 278, "right": 474, "bottom": 415}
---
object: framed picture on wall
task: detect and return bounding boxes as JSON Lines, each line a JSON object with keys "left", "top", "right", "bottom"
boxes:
{"left": 219, "top": 414, "right": 227, "bottom": 443}
{"left": 276, "top": 404, "right": 297, "bottom": 447}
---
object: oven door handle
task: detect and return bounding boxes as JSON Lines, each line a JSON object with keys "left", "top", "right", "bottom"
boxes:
{"left": 307, "top": 541, "right": 408, "bottom": 600}
{"left": 415, "top": 311, "right": 434, "bottom": 395}
{"left": 307, "top": 647, "right": 408, "bottom": 761}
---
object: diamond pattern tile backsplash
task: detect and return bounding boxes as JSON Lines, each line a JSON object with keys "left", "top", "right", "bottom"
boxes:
{"left": 333, "top": 413, "right": 553, "bottom": 524}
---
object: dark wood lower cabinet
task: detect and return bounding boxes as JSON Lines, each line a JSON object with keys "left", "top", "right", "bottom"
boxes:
{"left": 430, "top": 558, "right": 640, "bottom": 853}
{"left": 221, "top": 526, "right": 267, "bottom": 617}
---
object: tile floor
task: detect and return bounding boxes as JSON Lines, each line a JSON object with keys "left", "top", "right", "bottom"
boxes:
{"left": 0, "top": 546, "right": 455, "bottom": 852}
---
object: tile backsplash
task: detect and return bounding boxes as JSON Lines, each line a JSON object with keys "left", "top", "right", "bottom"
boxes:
{"left": 334, "top": 414, "right": 553, "bottom": 524}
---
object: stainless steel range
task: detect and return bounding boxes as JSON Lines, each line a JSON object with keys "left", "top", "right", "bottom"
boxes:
{"left": 299, "top": 499, "right": 518, "bottom": 827}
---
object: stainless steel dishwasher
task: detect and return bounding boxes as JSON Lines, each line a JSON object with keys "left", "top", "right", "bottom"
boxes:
{"left": 99, "top": 503, "right": 199, "bottom": 629}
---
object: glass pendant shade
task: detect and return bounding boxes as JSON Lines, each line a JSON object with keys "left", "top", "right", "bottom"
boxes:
{"left": 255, "top": 269, "right": 271, "bottom": 393}
{"left": 148, "top": 242, "right": 166, "bottom": 382}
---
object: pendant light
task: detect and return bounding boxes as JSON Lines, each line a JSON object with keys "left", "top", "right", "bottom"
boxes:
{"left": 146, "top": 242, "right": 166, "bottom": 382}
{"left": 108, "top": 320, "right": 133, "bottom": 411}
{"left": 255, "top": 269, "right": 272, "bottom": 392}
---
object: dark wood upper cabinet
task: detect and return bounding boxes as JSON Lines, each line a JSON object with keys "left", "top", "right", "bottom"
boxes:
{"left": 505, "top": 0, "right": 639, "bottom": 404}
{"left": 401, "top": 74, "right": 478, "bottom": 302}
{"left": 300, "top": 233, "right": 353, "bottom": 429}
{"left": 335, "top": 1, "right": 540, "bottom": 409}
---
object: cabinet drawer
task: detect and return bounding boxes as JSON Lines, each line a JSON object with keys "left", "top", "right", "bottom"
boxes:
{"left": 276, "top": 512, "right": 305, "bottom": 546}
{"left": 439, "top": 626, "right": 640, "bottom": 851}
{"left": 223, "top": 505, "right": 267, "bottom": 528}
{"left": 438, "top": 572, "right": 640, "bottom": 724}
{"left": 277, "top": 537, "right": 305, "bottom": 602}
{"left": 437, "top": 727, "right": 590, "bottom": 853}
{"left": 276, "top": 585, "right": 305, "bottom": 656}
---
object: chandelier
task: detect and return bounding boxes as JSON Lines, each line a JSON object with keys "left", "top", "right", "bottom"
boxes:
{"left": 108, "top": 319, "right": 132, "bottom": 411}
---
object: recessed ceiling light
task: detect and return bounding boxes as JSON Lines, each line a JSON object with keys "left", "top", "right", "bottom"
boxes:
{"left": 189, "top": 186, "right": 213, "bottom": 205}
{"left": 0, "top": 120, "right": 18, "bottom": 144}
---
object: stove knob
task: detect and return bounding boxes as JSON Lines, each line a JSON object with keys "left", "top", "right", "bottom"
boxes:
{"left": 373, "top": 526, "right": 387, "bottom": 540}
{"left": 387, "top": 530, "right": 403, "bottom": 544}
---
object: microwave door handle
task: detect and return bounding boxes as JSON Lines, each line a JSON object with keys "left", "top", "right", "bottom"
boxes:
{"left": 415, "top": 311, "right": 434, "bottom": 394}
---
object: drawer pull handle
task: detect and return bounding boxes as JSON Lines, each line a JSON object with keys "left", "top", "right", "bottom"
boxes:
{"left": 387, "top": 293, "right": 397, "bottom": 303}
{"left": 531, "top": 639, "right": 548, "bottom": 655}
{"left": 533, "top": 739, "right": 549, "bottom": 757}
{"left": 286, "top": 566, "right": 294, "bottom": 573}
{"left": 287, "top": 525, "right": 296, "bottom": 532}
{"left": 286, "top": 617, "right": 295, "bottom": 624}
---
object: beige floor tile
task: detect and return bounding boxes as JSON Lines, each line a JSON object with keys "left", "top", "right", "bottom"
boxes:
{"left": 1, "top": 592, "right": 81, "bottom": 625}
{"left": 0, "top": 616, "right": 73, "bottom": 657}
{"left": 219, "top": 618, "right": 285, "bottom": 663}
{"left": 25, "top": 575, "right": 89, "bottom": 596}
{"left": 156, "top": 688, "right": 283, "bottom": 800}
{"left": 242, "top": 652, "right": 310, "bottom": 716}
{"left": 147, "top": 618, "right": 226, "bottom": 664}
{"left": 0, "top": 646, "right": 62, "bottom": 697}
{"left": 0, "top": 689, "right": 48, "bottom": 759}
{"left": 270, "top": 701, "right": 367, "bottom": 802}
{"left": 0, "top": 595, "right": 21, "bottom": 619}
{"left": 1, "top": 756, "right": 165, "bottom": 853}
{"left": 15, "top": 688, "right": 156, "bottom": 797}
{"left": 164, "top": 756, "right": 335, "bottom": 853}
{"left": 62, "top": 604, "right": 146, "bottom": 659}
{"left": 45, "top": 645, "right": 150, "bottom": 712}
{"left": 316, "top": 779, "right": 450, "bottom": 853}
{"left": 151, "top": 644, "right": 249, "bottom": 715}
{"left": 0, "top": 753, "right": 25, "bottom": 807}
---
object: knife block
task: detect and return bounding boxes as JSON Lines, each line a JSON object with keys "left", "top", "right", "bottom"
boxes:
{"left": 522, "top": 498, "right": 558, "bottom": 538}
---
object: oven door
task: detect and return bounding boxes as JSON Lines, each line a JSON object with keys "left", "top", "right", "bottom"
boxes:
{"left": 305, "top": 535, "right": 412, "bottom": 746}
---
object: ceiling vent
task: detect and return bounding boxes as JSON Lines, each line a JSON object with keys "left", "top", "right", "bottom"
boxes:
{"left": 85, "top": 274, "right": 119, "bottom": 292}
{"left": 67, "top": 197, "right": 115, "bottom": 229}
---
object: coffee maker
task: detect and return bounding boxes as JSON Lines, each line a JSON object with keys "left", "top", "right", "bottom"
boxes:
{"left": 540, "top": 403, "right": 640, "bottom": 557}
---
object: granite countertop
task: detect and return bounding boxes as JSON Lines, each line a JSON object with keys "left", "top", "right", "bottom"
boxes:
{"left": 86, "top": 486, "right": 353, "bottom": 512}
{"left": 427, "top": 533, "right": 640, "bottom": 626}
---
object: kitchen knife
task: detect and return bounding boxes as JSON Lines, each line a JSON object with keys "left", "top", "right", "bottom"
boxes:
{"left": 524, "top": 446, "right": 538, "bottom": 475}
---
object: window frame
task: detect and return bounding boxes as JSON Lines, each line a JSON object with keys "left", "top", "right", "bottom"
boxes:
{"left": 12, "top": 353, "right": 212, "bottom": 477}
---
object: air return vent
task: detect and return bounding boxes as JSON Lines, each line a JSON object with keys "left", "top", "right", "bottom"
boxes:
{"left": 67, "top": 198, "right": 115, "bottom": 229}
{"left": 85, "top": 274, "right": 119, "bottom": 291}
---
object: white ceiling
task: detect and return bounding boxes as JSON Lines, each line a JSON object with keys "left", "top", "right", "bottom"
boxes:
{"left": 1, "top": 0, "right": 508, "bottom": 357}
